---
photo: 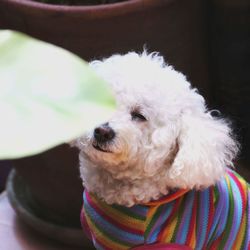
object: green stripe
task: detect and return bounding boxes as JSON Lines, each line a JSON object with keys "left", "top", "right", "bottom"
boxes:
{"left": 213, "top": 184, "right": 220, "bottom": 204}
{"left": 113, "top": 205, "right": 146, "bottom": 221}
{"left": 206, "top": 186, "right": 220, "bottom": 248}
{"left": 145, "top": 205, "right": 164, "bottom": 238}
{"left": 171, "top": 196, "right": 186, "bottom": 242}
{"left": 240, "top": 216, "right": 248, "bottom": 250}
{"left": 240, "top": 189, "right": 249, "bottom": 250}
{"left": 218, "top": 178, "right": 234, "bottom": 249}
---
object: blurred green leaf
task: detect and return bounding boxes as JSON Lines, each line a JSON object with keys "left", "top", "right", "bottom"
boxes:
{"left": 0, "top": 30, "right": 115, "bottom": 159}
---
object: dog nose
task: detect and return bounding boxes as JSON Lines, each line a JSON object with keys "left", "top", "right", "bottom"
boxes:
{"left": 94, "top": 124, "right": 115, "bottom": 143}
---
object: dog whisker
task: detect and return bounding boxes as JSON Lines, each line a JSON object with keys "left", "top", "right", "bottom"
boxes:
{"left": 79, "top": 141, "right": 87, "bottom": 147}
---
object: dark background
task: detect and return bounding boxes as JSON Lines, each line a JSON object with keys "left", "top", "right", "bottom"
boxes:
{"left": 0, "top": 0, "right": 249, "bottom": 192}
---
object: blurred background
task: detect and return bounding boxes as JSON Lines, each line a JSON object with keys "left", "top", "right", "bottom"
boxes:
{"left": 0, "top": 0, "right": 249, "bottom": 248}
{"left": 0, "top": 0, "right": 249, "bottom": 189}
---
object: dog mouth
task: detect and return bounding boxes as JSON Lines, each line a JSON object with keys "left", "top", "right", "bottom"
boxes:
{"left": 92, "top": 142, "right": 112, "bottom": 153}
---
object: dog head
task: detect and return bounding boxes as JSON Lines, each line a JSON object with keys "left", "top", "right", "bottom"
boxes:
{"left": 74, "top": 52, "right": 239, "bottom": 190}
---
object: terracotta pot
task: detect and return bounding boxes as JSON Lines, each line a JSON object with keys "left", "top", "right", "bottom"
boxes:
{"left": 12, "top": 145, "right": 82, "bottom": 227}
{"left": 0, "top": 0, "right": 211, "bottom": 245}
{"left": 0, "top": 0, "right": 210, "bottom": 95}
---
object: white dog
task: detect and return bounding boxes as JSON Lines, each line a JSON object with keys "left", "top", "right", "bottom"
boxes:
{"left": 73, "top": 52, "right": 249, "bottom": 250}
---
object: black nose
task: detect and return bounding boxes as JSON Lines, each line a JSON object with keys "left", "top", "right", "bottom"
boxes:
{"left": 94, "top": 123, "right": 115, "bottom": 143}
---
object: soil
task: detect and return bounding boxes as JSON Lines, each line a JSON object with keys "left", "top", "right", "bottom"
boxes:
{"left": 35, "top": 0, "right": 127, "bottom": 5}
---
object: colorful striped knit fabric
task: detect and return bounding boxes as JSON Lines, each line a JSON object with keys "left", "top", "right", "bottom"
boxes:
{"left": 81, "top": 169, "right": 250, "bottom": 250}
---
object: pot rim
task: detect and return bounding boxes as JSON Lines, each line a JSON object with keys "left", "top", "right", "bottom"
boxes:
{"left": 6, "top": 169, "right": 91, "bottom": 247}
{"left": 1, "top": 0, "right": 175, "bottom": 17}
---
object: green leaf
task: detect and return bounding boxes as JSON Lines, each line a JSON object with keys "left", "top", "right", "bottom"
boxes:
{"left": 0, "top": 30, "right": 115, "bottom": 159}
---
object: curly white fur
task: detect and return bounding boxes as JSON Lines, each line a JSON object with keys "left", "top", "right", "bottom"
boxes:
{"left": 73, "top": 51, "right": 239, "bottom": 207}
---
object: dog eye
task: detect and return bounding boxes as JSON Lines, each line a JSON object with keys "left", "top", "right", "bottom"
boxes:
{"left": 131, "top": 111, "right": 147, "bottom": 122}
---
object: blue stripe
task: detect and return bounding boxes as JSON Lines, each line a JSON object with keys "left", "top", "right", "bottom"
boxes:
{"left": 84, "top": 194, "right": 144, "bottom": 244}
{"left": 175, "top": 191, "right": 195, "bottom": 244}
{"left": 146, "top": 201, "right": 175, "bottom": 243}
{"left": 224, "top": 174, "right": 243, "bottom": 250}
{"left": 196, "top": 188, "right": 209, "bottom": 249}
{"left": 130, "top": 204, "right": 149, "bottom": 217}
{"left": 206, "top": 184, "right": 225, "bottom": 244}
{"left": 212, "top": 178, "right": 230, "bottom": 241}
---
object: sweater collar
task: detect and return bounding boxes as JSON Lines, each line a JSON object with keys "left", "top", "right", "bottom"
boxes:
{"left": 85, "top": 188, "right": 189, "bottom": 207}
{"left": 145, "top": 189, "right": 189, "bottom": 206}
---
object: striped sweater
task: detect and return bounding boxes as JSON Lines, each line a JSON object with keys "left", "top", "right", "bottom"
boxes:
{"left": 81, "top": 169, "right": 250, "bottom": 250}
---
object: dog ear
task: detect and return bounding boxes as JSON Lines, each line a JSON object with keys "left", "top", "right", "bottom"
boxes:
{"left": 168, "top": 112, "right": 239, "bottom": 189}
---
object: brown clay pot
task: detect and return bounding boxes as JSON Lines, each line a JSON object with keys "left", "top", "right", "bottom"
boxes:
{"left": 0, "top": 0, "right": 210, "bottom": 95}
{"left": 0, "top": 0, "right": 211, "bottom": 245}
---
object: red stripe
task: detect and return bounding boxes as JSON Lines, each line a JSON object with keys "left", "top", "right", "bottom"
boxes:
{"left": 185, "top": 194, "right": 197, "bottom": 246}
{"left": 227, "top": 171, "right": 247, "bottom": 213}
{"left": 146, "top": 189, "right": 188, "bottom": 206}
{"left": 132, "top": 243, "right": 192, "bottom": 250}
{"left": 204, "top": 187, "right": 215, "bottom": 244}
{"left": 209, "top": 234, "right": 223, "bottom": 249}
{"left": 80, "top": 208, "right": 92, "bottom": 240}
{"left": 86, "top": 192, "right": 144, "bottom": 235}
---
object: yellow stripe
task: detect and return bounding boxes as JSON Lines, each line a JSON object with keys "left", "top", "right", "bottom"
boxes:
{"left": 145, "top": 205, "right": 158, "bottom": 229}
{"left": 225, "top": 174, "right": 230, "bottom": 188}
{"left": 163, "top": 214, "right": 178, "bottom": 242}
{"left": 238, "top": 176, "right": 248, "bottom": 191}
{"left": 232, "top": 212, "right": 246, "bottom": 250}
{"left": 189, "top": 220, "right": 197, "bottom": 249}
{"left": 161, "top": 198, "right": 184, "bottom": 242}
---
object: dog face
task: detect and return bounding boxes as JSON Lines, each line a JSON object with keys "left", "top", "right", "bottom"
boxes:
{"left": 75, "top": 52, "right": 238, "bottom": 189}
{"left": 81, "top": 95, "right": 179, "bottom": 179}
{"left": 76, "top": 52, "right": 188, "bottom": 179}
